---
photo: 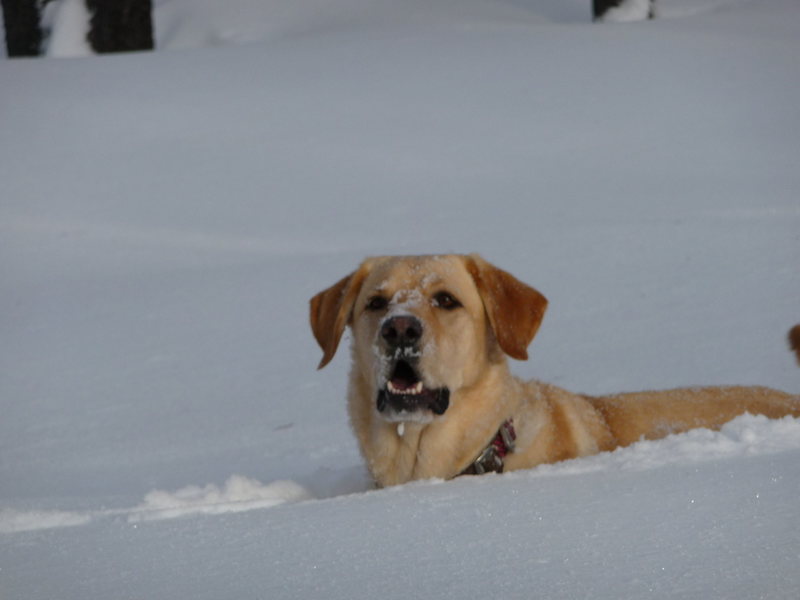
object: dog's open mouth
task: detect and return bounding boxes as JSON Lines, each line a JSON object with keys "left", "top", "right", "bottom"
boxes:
{"left": 376, "top": 359, "right": 450, "bottom": 419}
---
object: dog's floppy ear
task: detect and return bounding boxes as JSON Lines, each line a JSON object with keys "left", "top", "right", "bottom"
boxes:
{"left": 465, "top": 254, "right": 548, "bottom": 361}
{"left": 309, "top": 264, "right": 371, "bottom": 369}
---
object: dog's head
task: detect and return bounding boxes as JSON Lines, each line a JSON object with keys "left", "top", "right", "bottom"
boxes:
{"left": 310, "top": 254, "right": 547, "bottom": 423}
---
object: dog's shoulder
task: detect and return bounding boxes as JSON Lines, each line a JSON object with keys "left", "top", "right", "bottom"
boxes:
{"left": 509, "top": 378, "right": 616, "bottom": 467}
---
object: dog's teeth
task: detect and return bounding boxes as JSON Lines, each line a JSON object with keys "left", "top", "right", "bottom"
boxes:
{"left": 387, "top": 380, "right": 425, "bottom": 395}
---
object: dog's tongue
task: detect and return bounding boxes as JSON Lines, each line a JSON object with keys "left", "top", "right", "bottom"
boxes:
{"left": 390, "top": 376, "right": 417, "bottom": 392}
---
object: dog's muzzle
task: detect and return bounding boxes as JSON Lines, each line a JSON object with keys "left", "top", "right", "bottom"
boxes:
{"left": 376, "top": 358, "right": 450, "bottom": 418}
{"left": 376, "top": 315, "right": 449, "bottom": 419}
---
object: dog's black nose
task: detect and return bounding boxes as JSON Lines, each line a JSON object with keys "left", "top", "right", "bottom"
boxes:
{"left": 381, "top": 316, "right": 422, "bottom": 347}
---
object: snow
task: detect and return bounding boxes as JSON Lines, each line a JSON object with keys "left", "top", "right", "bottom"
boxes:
{"left": 43, "top": 0, "right": 94, "bottom": 58}
{"left": 127, "top": 475, "right": 313, "bottom": 522}
{"left": 0, "top": 508, "right": 91, "bottom": 535}
{"left": 2, "top": 0, "right": 800, "bottom": 598}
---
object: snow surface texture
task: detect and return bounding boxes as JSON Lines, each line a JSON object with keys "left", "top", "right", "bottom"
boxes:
{"left": 2, "top": 0, "right": 800, "bottom": 598}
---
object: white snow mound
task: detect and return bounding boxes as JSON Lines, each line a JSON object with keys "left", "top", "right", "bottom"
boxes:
{"left": 0, "top": 509, "right": 92, "bottom": 534}
{"left": 128, "top": 475, "right": 314, "bottom": 522}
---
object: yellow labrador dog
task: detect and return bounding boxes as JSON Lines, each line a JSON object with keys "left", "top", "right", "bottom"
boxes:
{"left": 310, "top": 254, "right": 799, "bottom": 487}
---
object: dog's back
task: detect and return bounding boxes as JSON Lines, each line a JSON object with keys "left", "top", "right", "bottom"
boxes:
{"left": 589, "top": 326, "right": 800, "bottom": 446}
{"left": 591, "top": 386, "right": 800, "bottom": 447}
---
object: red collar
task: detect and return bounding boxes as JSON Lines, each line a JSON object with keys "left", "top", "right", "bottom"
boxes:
{"left": 459, "top": 419, "right": 516, "bottom": 476}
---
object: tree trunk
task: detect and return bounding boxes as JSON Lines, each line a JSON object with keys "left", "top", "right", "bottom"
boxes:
{"left": 593, "top": 0, "right": 655, "bottom": 22}
{"left": 1, "top": 0, "right": 43, "bottom": 56}
{"left": 85, "top": 0, "right": 152, "bottom": 53}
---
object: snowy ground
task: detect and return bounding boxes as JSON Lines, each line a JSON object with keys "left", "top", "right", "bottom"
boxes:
{"left": 2, "top": 1, "right": 799, "bottom": 598}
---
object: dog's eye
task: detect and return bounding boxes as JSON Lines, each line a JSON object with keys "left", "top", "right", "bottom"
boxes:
{"left": 366, "top": 296, "right": 388, "bottom": 311}
{"left": 433, "top": 291, "right": 461, "bottom": 310}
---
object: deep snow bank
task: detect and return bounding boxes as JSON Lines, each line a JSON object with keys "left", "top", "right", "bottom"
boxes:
{"left": 3, "top": 413, "right": 798, "bottom": 535}
{"left": 3, "top": 432, "right": 800, "bottom": 600}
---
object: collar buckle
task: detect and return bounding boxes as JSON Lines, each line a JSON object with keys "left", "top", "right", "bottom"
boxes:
{"left": 460, "top": 419, "right": 516, "bottom": 476}
{"left": 472, "top": 445, "right": 503, "bottom": 475}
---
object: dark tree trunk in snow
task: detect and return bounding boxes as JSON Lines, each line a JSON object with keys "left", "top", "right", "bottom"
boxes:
{"left": 593, "top": 0, "right": 655, "bottom": 21}
{"left": 1, "top": 0, "right": 43, "bottom": 56}
{"left": 86, "top": 0, "right": 153, "bottom": 53}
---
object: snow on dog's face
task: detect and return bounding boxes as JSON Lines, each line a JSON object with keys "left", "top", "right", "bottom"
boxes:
{"left": 310, "top": 254, "right": 548, "bottom": 423}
